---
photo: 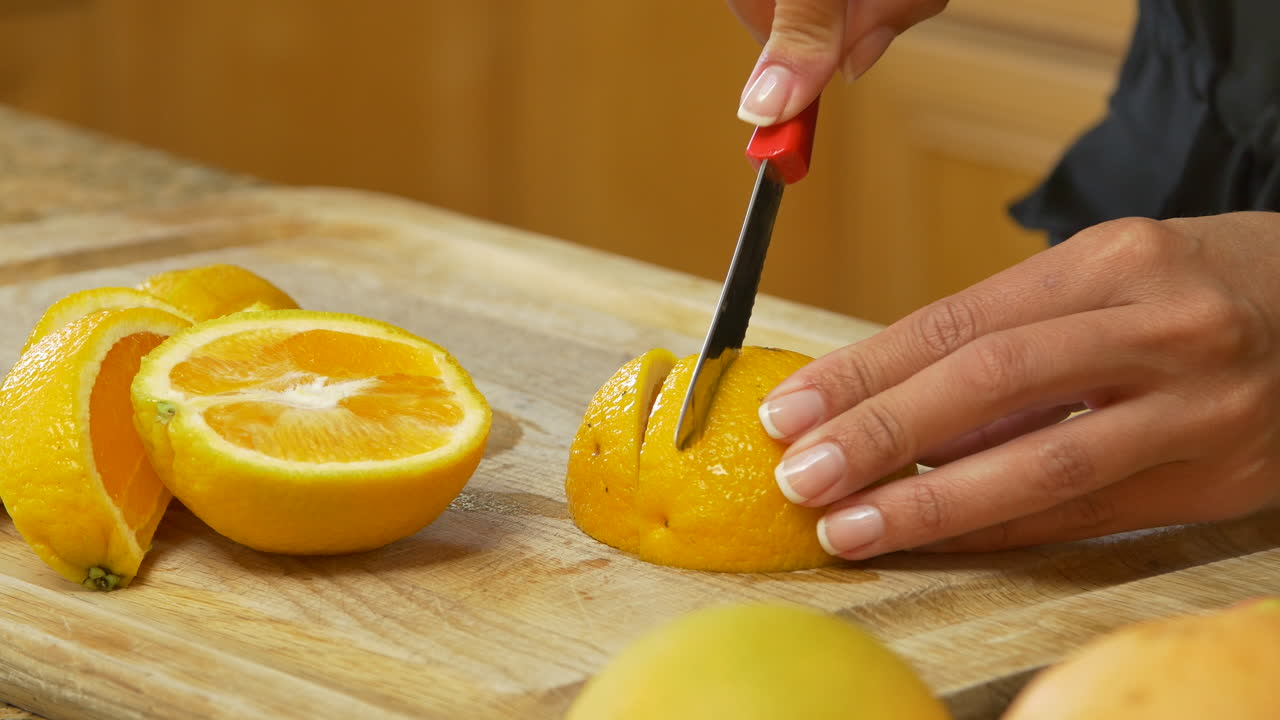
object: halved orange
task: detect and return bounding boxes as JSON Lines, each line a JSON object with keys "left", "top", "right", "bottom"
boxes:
{"left": 129, "top": 310, "right": 492, "bottom": 554}
{"left": 0, "top": 306, "right": 192, "bottom": 589}
{"left": 566, "top": 347, "right": 916, "bottom": 572}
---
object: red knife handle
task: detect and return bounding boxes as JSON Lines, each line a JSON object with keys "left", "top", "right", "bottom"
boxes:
{"left": 745, "top": 96, "right": 820, "bottom": 184}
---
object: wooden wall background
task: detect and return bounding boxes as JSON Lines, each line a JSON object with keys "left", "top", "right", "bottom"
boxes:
{"left": 0, "top": 0, "right": 1135, "bottom": 325}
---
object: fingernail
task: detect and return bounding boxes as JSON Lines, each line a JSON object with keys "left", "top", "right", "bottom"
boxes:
{"left": 817, "top": 505, "right": 884, "bottom": 557}
{"left": 737, "top": 65, "right": 793, "bottom": 125}
{"left": 843, "top": 27, "right": 897, "bottom": 82}
{"left": 758, "top": 389, "right": 825, "bottom": 439}
{"left": 774, "top": 442, "right": 844, "bottom": 504}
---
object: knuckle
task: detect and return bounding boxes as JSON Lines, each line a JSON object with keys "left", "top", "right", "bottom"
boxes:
{"left": 1034, "top": 436, "right": 1098, "bottom": 501}
{"left": 908, "top": 481, "right": 953, "bottom": 536}
{"left": 769, "top": 3, "right": 845, "bottom": 50}
{"left": 853, "top": 399, "right": 912, "bottom": 464}
{"left": 1181, "top": 289, "right": 1262, "bottom": 361}
{"left": 1094, "top": 217, "right": 1187, "bottom": 272}
{"left": 915, "top": 296, "right": 981, "bottom": 359}
{"left": 960, "top": 332, "right": 1025, "bottom": 398}
{"left": 1064, "top": 493, "right": 1116, "bottom": 531}
{"left": 832, "top": 354, "right": 879, "bottom": 404}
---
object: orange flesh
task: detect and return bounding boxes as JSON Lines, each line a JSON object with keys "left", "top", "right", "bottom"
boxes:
{"left": 170, "top": 329, "right": 464, "bottom": 462}
{"left": 91, "top": 332, "right": 168, "bottom": 531}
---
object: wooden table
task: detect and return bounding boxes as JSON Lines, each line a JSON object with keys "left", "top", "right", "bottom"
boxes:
{"left": 0, "top": 106, "right": 1277, "bottom": 720}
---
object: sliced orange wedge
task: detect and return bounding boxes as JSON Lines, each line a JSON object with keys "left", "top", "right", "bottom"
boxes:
{"left": 129, "top": 310, "right": 492, "bottom": 554}
{"left": 0, "top": 306, "right": 192, "bottom": 589}
{"left": 136, "top": 264, "right": 299, "bottom": 321}
{"left": 21, "top": 287, "right": 192, "bottom": 355}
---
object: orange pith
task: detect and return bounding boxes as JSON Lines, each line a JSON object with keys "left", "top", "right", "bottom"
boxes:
{"left": 169, "top": 328, "right": 466, "bottom": 463}
{"left": 90, "top": 331, "right": 169, "bottom": 531}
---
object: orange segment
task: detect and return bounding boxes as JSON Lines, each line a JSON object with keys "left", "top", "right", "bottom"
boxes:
{"left": 0, "top": 307, "right": 192, "bottom": 589}
{"left": 565, "top": 349, "right": 675, "bottom": 551}
{"left": 130, "top": 310, "right": 491, "bottom": 555}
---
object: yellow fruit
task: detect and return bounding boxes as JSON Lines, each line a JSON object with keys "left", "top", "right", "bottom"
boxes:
{"left": 21, "top": 287, "right": 192, "bottom": 354}
{"left": 1002, "top": 598, "right": 1280, "bottom": 719}
{"left": 566, "top": 603, "right": 952, "bottom": 720}
{"left": 136, "top": 263, "right": 299, "bottom": 321}
{"left": 566, "top": 347, "right": 914, "bottom": 572}
{"left": 129, "top": 309, "right": 491, "bottom": 554}
{"left": 0, "top": 306, "right": 192, "bottom": 589}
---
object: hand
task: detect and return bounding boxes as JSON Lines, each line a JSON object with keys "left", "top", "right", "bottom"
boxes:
{"left": 757, "top": 213, "right": 1280, "bottom": 559}
{"left": 727, "top": 0, "right": 948, "bottom": 125}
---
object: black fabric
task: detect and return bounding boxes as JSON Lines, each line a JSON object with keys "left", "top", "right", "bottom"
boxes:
{"left": 1010, "top": 0, "right": 1280, "bottom": 245}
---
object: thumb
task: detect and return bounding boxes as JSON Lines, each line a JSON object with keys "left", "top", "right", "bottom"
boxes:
{"left": 737, "top": 0, "right": 846, "bottom": 126}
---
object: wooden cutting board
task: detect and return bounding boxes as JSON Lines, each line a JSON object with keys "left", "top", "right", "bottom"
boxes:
{"left": 0, "top": 187, "right": 1276, "bottom": 720}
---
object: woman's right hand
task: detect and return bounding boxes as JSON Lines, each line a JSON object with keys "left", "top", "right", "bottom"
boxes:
{"left": 727, "top": 0, "right": 949, "bottom": 125}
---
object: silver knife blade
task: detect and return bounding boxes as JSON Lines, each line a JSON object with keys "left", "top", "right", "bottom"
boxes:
{"left": 674, "top": 159, "right": 785, "bottom": 450}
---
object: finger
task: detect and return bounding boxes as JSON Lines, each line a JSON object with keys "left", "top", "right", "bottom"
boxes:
{"left": 737, "top": 0, "right": 847, "bottom": 126}
{"left": 725, "top": 0, "right": 776, "bottom": 45}
{"left": 841, "top": 0, "right": 950, "bottom": 79}
{"left": 917, "top": 403, "right": 1084, "bottom": 467}
{"left": 760, "top": 218, "right": 1173, "bottom": 438}
{"left": 917, "top": 461, "right": 1224, "bottom": 552}
{"left": 814, "top": 393, "right": 1186, "bottom": 560}
{"left": 772, "top": 306, "right": 1158, "bottom": 507}
{"left": 928, "top": 433, "right": 1280, "bottom": 552}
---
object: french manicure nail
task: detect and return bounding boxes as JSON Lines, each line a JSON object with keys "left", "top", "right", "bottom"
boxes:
{"left": 774, "top": 442, "right": 845, "bottom": 504}
{"left": 758, "top": 389, "right": 825, "bottom": 440}
{"left": 817, "top": 505, "right": 885, "bottom": 557}
{"left": 737, "top": 65, "right": 794, "bottom": 125}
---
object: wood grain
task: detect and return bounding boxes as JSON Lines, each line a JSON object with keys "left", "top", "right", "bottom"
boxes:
{"left": 0, "top": 187, "right": 1275, "bottom": 720}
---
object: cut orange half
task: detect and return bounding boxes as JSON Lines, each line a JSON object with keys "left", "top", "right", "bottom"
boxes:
{"left": 566, "top": 347, "right": 916, "bottom": 572}
{"left": 129, "top": 310, "right": 492, "bottom": 554}
{"left": 0, "top": 306, "right": 192, "bottom": 589}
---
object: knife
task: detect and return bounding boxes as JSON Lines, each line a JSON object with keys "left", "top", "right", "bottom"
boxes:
{"left": 674, "top": 97, "right": 821, "bottom": 450}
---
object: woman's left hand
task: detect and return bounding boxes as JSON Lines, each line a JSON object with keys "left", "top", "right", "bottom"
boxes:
{"left": 759, "top": 212, "right": 1280, "bottom": 559}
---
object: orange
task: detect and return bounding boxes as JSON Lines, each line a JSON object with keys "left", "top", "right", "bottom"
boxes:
{"left": 129, "top": 309, "right": 491, "bottom": 554}
{"left": 136, "top": 263, "right": 299, "bottom": 321}
{"left": 567, "top": 603, "right": 951, "bottom": 720}
{"left": 0, "top": 306, "right": 192, "bottom": 589}
{"left": 566, "top": 347, "right": 915, "bottom": 572}
{"left": 1002, "top": 598, "right": 1280, "bottom": 720}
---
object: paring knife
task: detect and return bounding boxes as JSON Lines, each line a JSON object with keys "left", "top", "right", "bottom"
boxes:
{"left": 674, "top": 97, "right": 821, "bottom": 450}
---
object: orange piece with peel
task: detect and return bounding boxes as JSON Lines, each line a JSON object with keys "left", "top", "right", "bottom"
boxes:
{"left": 0, "top": 306, "right": 192, "bottom": 589}
{"left": 136, "top": 263, "right": 299, "bottom": 321}
{"left": 566, "top": 347, "right": 914, "bottom": 572}
{"left": 20, "top": 286, "right": 192, "bottom": 354}
{"left": 129, "top": 309, "right": 492, "bottom": 555}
